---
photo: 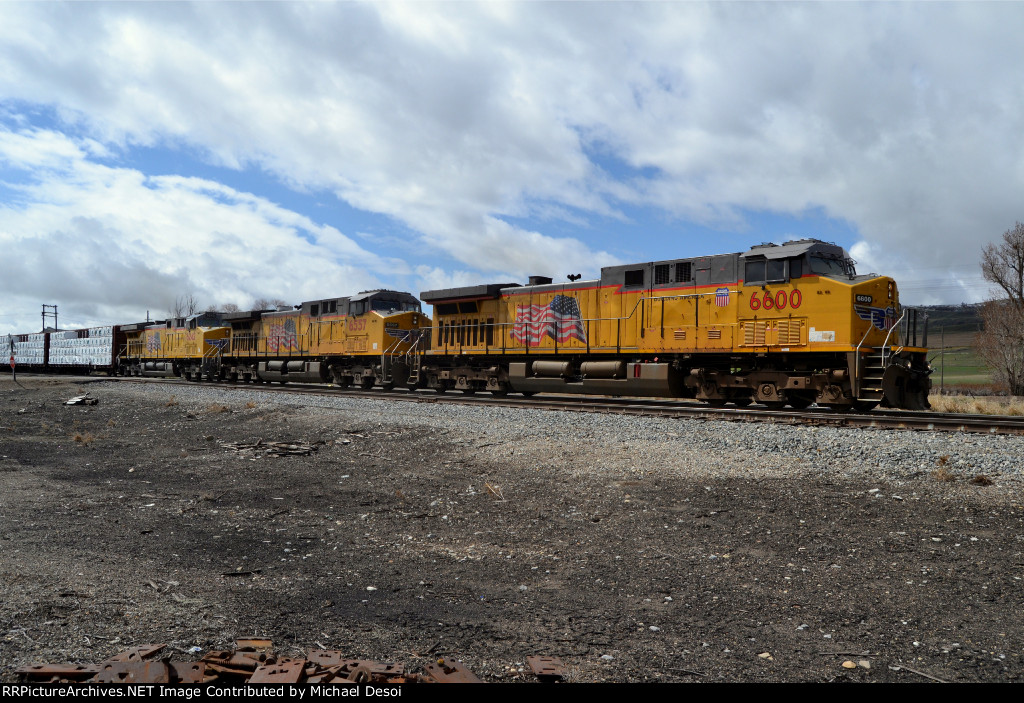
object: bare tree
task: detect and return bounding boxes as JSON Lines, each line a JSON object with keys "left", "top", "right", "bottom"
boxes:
{"left": 977, "top": 300, "right": 1024, "bottom": 395}
{"left": 170, "top": 294, "right": 199, "bottom": 318}
{"left": 981, "top": 222, "right": 1024, "bottom": 305}
{"left": 978, "top": 222, "right": 1024, "bottom": 395}
{"left": 254, "top": 297, "right": 290, "bottom": 311}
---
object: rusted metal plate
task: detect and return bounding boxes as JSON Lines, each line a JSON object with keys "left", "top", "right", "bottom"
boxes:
{"left": 422, "top": 659, "right": 482, "bottom": 683}
{"left": 15, "top": 664, "right": 99, "bottom": 682}
{"left": 94, "top": 661, "right": 171, "bottom": 683}
{"left": 168, "top": 660, "right": 208, "bottom": 684}
{"left": 527, "top": 655, "right": 566, "bottom": 681}
{"left": 304, "top": 654, "right": 406, "bottom": 683}
{"left": 107, "top": 644, "right": 167, "bottom": 662}
{"left": 249, "top": 659, "right": 307, "bottom": 683}
{"left": 201, "top": 648, "right": 273, "bottom": 674}
{"left": 306, "top": 650, "right": 348, "bottom": 667}
{"left": 235, "top": 638, "right": 274, "bottom": 651}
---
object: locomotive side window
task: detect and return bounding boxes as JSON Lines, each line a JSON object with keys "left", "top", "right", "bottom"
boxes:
{"left": 767, "top": 259, "right": 786, "bottom": 283}
{"left": 436, "top": 303, "right": 458, "bottom": 315}
{"left": 310, "top": 304, "right": 319, "bottom": 317}
{"left": 624, "top": 269, "right": 645, "bottom": 287}
{"left": 350, "top": 301, "right": 367, "bottom": 316}
{"left": 789, "top": 258, "right": 803, "bottom": 279}
{"left": 745, "top": 258, "right": 766, "bottom": 285}
{"left": 458, "top": 301, "right": 478, "bottom": 313}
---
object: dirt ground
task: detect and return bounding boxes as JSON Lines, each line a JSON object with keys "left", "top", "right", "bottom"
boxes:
{"left": 1, "top": 376, "right": 1022, "bottom": 683}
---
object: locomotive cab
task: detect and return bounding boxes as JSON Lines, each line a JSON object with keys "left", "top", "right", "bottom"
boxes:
{"left": 308, "top": 290, "right": 430, "bottom": 389}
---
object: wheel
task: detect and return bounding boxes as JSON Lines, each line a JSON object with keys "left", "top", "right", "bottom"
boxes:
{"left": 359, "top": 377, "right": 375, "bottom": 390}
{"left": 706, "top": 399, "right": 727, "bottom": 407}
{"left": 762, "top": 401, "right": 786, "bottom": 410}
{"left": 381, "top": 383, "right": 394, "bottom": 391}
{"left": 490, "top": 390, "right": 509, "bottom": 397}
{"left": 461, "top": 389, "right": 476, "bottom": 395}
{"left": 731, "top": 397, "right": 753, "bottom": 407}
{"left": 825, "top": 404, "right": 852, "bottom": 412}
{"left": 853, "top": 400, "right": 879, "bottom": 412}
{"left": 521, "top": 391, "right": 536, "bottom": 397}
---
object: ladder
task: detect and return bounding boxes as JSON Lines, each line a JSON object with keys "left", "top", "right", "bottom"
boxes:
{"left": 857, "top": 349, "right": 885, "bottom": 402}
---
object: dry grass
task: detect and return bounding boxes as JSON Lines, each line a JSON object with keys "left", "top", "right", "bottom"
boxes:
{"left": 207, "top": 404, "right": 231, "bottom": 414}
{"left": 929, "top": 394, "right": 1024, "bottom": 416}
{"left": 932, "top": 467, "right": 956, "bottom": 483}
{"left": 970, "top": 474, "right": 994, "bottom": 486}
{"left": 72, "top": 432, "right": 95, "bottom": 446}
{"left": 485, "top": 482, "right": 506, "bottom": 501}
{"left": 245, "top": 401, "right": 257, "bottom": 410}
{"left": 165, "top": 395, "right": 179, "bottom": 407}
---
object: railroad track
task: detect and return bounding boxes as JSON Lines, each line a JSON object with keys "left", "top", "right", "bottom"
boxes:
{"left": 61, "top": 374, "right": 1024, "bottom": 437}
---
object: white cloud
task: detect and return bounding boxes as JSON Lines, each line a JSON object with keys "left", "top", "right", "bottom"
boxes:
{"left": 0, "top": 127, "right": 399, "bottom": 334}
{"left": 0, "top": 0, "right": 1022, "bottom": 312}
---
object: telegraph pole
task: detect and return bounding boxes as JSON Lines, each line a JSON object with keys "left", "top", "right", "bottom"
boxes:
{"left": 42, "top": 304, "right": 58, "bottom": 331}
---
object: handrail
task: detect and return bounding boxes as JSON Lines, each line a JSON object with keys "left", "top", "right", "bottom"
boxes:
{"left": 881, "top": 310, "right": 907, "bottom": 367}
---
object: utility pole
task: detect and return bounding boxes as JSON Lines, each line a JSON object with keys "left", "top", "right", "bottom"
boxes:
{"left": 42, "top": 304, "right": 58, "bottom": 331}
{"left": 940, "top": 326, "right": 944, "bottom": 395}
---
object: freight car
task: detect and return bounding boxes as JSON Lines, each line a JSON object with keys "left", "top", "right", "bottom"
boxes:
{"left": 117, "top": 289, "right": 428, "bottom": 389}
{"left": 5, "top": 326, "right": 125, "bottom": 373}
{"left": 417, "top": 239, "right": 931, "bottom": 410}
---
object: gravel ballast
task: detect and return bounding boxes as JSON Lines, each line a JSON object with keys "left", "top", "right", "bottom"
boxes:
{"left": 2, "top": 376, "right": 1022, "bottom": 682}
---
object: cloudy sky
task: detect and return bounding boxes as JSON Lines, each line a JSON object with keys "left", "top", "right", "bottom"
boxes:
{"left": 2, "top": 1, "right": 1021, "bottom": 334}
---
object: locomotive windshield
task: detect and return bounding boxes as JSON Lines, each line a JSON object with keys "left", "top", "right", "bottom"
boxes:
{"left": 371, "top": 299, "right": 420, "bottom": 313}
{"left": 808, "top": 255, "right": 856, "bottom": 277}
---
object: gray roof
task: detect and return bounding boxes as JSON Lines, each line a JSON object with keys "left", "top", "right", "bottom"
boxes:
{"left": 741, "top": 239, "right": 847, "bottom": 260}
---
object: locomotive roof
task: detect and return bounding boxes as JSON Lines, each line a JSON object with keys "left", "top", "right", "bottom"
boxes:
{"left": 420, "top": 283, "right": 520, "bottom": 303}
{"left": 346, "top": 289, "right": 420, "bottom": 303}
{"left": 421, "top": 239, "right": 855, "bottom": 301}
{"left": 741, "top": 238, "right": 848, "bottom": 260}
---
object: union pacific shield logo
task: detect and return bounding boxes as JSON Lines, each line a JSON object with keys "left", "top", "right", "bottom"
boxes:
{"left": 715, "top": 288, "right": 730, "bottom": 307}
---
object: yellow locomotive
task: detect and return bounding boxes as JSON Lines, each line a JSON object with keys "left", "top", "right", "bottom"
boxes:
{"left": 419, "top": 239, "right": 931, "bottom": 410}
{"left": 120, "top": 290, "right": 428, "bottom": 388}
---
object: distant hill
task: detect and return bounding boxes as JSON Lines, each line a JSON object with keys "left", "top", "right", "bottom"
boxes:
{"left": 910, "top": 303, "right": 983, "bottom": 337}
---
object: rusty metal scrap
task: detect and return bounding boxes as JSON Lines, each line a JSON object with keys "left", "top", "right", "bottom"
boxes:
{"left": 527, "top": 655, "right": 566, "bottom": 682}
{"left": 17, "top": 640, "right": 487, "bottom": 684}
{"left": 421, "top": 659, "right": 483, "bottom": 683}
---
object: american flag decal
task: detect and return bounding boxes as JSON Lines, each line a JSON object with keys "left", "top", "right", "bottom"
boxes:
{"left": 715, "top": 287, "right": 730, "bottom": 307}
{"left": 510, "top": 295, "right": 587, "bottom": 347}
{"left": 266, "top": 318, "right": 299, "bottom": 352}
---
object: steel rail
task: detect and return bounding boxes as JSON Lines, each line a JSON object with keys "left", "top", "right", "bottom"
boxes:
{"left": 57, "top": 374, "right": 1024, "bottom": 437}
